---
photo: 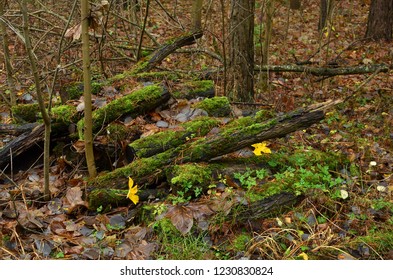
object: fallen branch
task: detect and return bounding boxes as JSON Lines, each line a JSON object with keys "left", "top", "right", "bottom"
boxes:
{"left": 133, "top": 30, "right": 203, "bottom": 74}
{"left": 255, "top": 63, "right": 390, "bottom": 77}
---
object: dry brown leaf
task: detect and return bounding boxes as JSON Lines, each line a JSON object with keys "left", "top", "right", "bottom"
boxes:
{"left": 165, "top": 205, "right": 193, "bottom": 234}
{"left": 63, "top": 187, "right": 88, "bottom": 214}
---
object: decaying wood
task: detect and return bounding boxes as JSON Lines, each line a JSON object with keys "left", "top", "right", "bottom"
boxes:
{"left": 88, "top": 99, "right": 342, "bottom": 208}
{"left": 0, "top": 123, "right": 40, "bottom": 136}
{"left": 0, "top": 124, "right": 44, "bottom": 167}
{"left": 255, "top": 63, "right": 390, "bottom": 77}
{"left": 233, "top": 192, "right": 303, "bottom": 222}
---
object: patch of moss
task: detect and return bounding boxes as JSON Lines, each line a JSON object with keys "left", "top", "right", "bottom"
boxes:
{"left": 255, "top": 109, "right": 275, "bottom": 122}
{"left": 51, "top": 105, "right": 78, "bottom": 125}
{"left": 106, "top": 123, "right": 128, "bottom": 142}
{"left": 169, "top": 163, "right": 213, "bottom": 196}
{"left": 195, "top": 96, "right": 231, "bottom": 117}
{"left": 91, "top": 81, "right": 103, "bottom": 95}
{"left": 78, "top": 84, "right": 164, "bottom": 139}
{"left": 11, "top": 103, "right": 40, "bottom": 122}
{"left": 231, "top": 233, "right": 252, "bottom": 252}
{"left": 63, "top": 82, "right": 83, "bottom": 100}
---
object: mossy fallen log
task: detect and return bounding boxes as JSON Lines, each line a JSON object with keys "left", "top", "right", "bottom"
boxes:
{"left": 77, "top": 84, "right": 170, "bottom": 139}
{"left": 88, "top": 99, "right": 341, "bottom": 209}
{"left": 128, "top": 116, "right": 221, "bottom": 159}
{"left": 11, "top": 104, "right": 78, "bottom": 129}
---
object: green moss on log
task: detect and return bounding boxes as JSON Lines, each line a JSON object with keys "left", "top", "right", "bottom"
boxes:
{"left": 12, "top": 104, "right": 40, "bottom": 122}
{"left": 51, "top": 105, "right": 78, "bottom": 125}
{"left": 129, "top": 116, "right": 220, "bottom": 158}
{"left": 194, "top": 96, "right": 231, "bottom": 117}
{"left": 168, "top": 163, "right": 213, "bottom": 196}
{"left": 77, "top": 84, "right": 167, "bottom": 139}
{"left": 172, "top": 80, "right": 215, "bottom": 99}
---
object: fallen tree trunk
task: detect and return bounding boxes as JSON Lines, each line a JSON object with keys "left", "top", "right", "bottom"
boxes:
{"left": 77, "top": 84, "right": 170, "bottom": 138}
{"left": 0, "top": 123, "right": 44, "bottom": 167}
{"left": 88, "top": 99, "right": 342, "bottom": 209}
{"left": 254, "top": 63, "right": 390, "bottom": 77}
{"left": 233, "top": 192, "right": 303, "bottom": 222}
{"left": 0, "top": 123, "right": 40, "bottom": 136}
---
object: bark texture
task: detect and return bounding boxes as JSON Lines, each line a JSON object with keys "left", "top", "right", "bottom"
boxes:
{"left": 365, "top": 0, "right": 393, "bottom": 41}
{"left": 227, "top": 0, "right": 255, "bottom": 102}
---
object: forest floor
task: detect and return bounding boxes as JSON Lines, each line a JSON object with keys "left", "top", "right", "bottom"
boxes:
{"left": 0, "top": 0, "right": 392, "bottom": 260}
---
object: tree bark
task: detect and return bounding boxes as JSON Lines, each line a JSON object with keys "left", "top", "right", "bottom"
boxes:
{"left": 227, "top": 0, "right": 255, "bottom": 102}
{"left": 0, "top": 0, "right": 16, "bottom": 106}
{"left": 81, "top": 0, "right": 97, "bottom": 178}
{"left": 365, "top": 0, "right": 393, "bottom": 41}
{"left": 192, "top": 0, "right": 203, "bottom": 31}
{"left": 0, "top": 124, "right": 44, "bottom": 168}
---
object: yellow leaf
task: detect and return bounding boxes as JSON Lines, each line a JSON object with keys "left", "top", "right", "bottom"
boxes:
{"left": 298, "top": 252, "right": 309, "bottom": 260}
{"left": 251, "top": 142, "right": 272, "bottom": 156}
{"left": 127, "top": 177, "right": 139, "bottom": 205}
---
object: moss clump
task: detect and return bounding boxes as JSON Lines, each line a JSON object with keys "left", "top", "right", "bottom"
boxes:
{"left": 255, "top": 109, "right": 275, "bottom": 122}
{"left": 11, "top": 103, "right": 40, "bottom": 122}
{"left": 51, "top": 105, "right": 78, "bottom": 125}
{"left": 91, "top": 81, "right": 103, "bottom": 95}
{"left": 78, "top": 84, "right": 165, "bottom": 139}
{"left": 106, "top": 123, "right": 128, "bottom": 142}
{"left": 238, "top": 148, "right": 348, "bottom": 201}
{"left": 168, "top": 163, "right": 213, "bottom": 196}
{"left": 62, "top": 82, "right": 83, "bottom": 100}
{"left": 194, "top": 96, "right": 231, "bottom": 117}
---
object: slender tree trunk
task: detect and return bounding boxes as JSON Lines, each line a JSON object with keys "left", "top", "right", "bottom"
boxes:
{"left": 20, "top": 0, "right": 51, "bottom": 199}
{"left": 227, "top": 0, "right": 255, "bottom": 102}
{"left": 192, "top": 0, "right": 203, "bottom": 31}
{"left": 257, "top": 0, "right": 273, "bottom": 92}
{"left": 365, "top": 0, "right": 393, "bottom": 41}
{"left": 0, "top": 0, "right": 16, "bottom": 106}
{"left": 81, "top": 0, "right": 97, "bottom": 178}
{"left": 136, "top": 0, "right": 150, "bottom": 61}
{"left": 318, "top": 0, "right": 334, "bottom": 31}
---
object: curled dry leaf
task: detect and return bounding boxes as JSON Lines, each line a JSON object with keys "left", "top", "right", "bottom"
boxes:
{"left": 63, "top": 187, "right": 88, "bottom": 214}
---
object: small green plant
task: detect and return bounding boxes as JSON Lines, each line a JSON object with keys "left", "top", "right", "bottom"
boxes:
{"left": 153, "top": 218, "right": 211, "bottom": 259}
{"left": 232, "top": 233, "right": 252, "bottom": 251}
{"left": 234, "top": 168, "right": 259, "bottom": 189}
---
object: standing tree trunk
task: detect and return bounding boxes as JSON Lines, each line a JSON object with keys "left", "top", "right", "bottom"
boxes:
{"left": 318, "top": 0, "right": 334, "bottom": 31}
{"left": 81, "top": 0, "right": 97, "bottom": 178}
{"left": 227, "top": 0, "right": 255, "bottom": 102}
{"left": 0, "top": 0, "right": 16, "bottom": 106}
{"left": 365, "top": 0, "right": 393, "bottom": 41}
{"left": 20, "top": 0, "right": 51, "bottom": 199}
{"left": 192, "top": 0, "right": 203, "bottom": 31}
